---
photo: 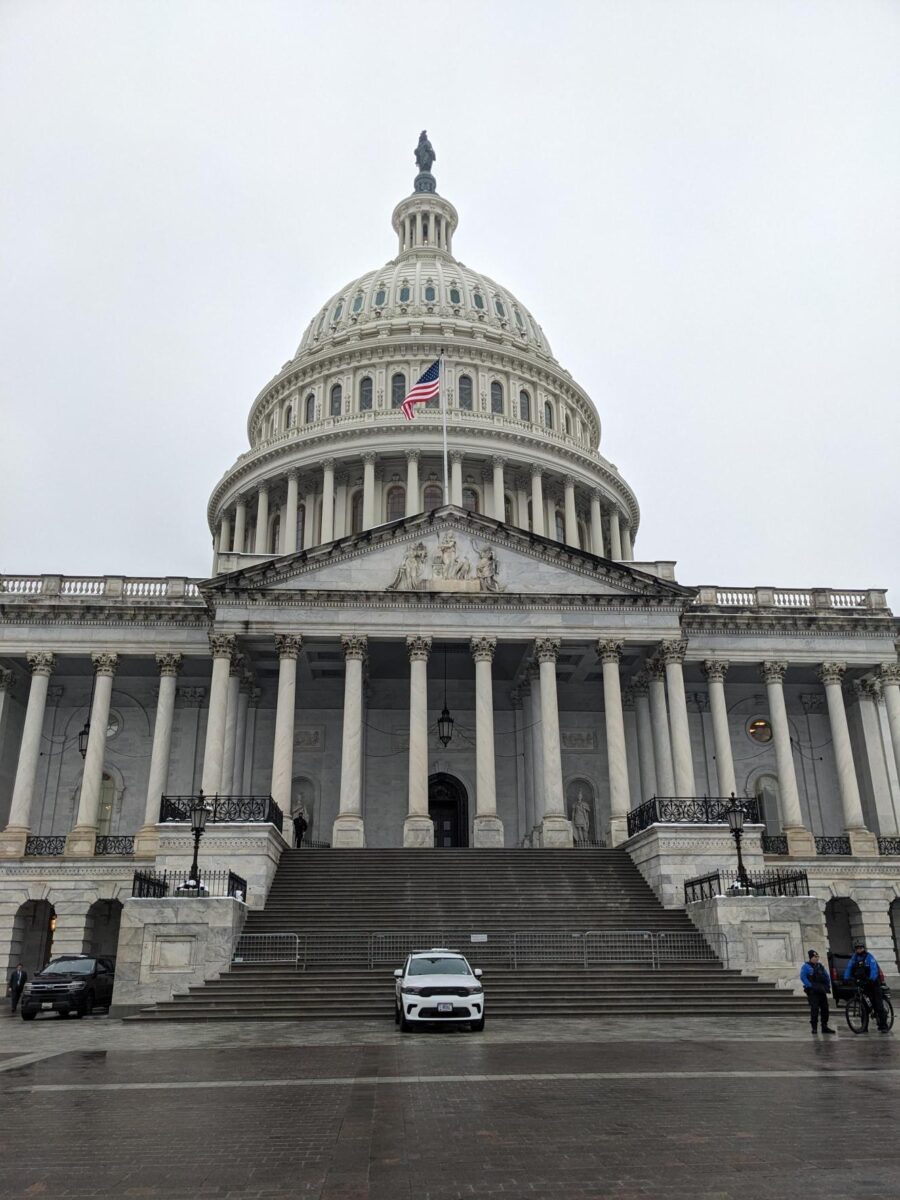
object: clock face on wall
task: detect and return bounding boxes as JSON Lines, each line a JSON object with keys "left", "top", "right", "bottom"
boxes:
{"left": 106, "top": 714, "right": 121, "bottom": 739}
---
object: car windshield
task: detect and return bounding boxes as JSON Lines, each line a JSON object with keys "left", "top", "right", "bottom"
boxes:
{"left": 41, "top": 958, "right": 96, "bottom": 976}
{"left": 408, "top": 957, "right": 471, "bottom": 976}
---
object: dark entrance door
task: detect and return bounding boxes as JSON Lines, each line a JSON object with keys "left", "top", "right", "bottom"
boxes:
{"left": 428, "top": 773, "right": 469, "bottom": 848}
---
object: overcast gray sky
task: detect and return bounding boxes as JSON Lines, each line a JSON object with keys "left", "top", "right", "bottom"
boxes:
{"left": 1, "top": 0, "right": 898, "bottom": 606}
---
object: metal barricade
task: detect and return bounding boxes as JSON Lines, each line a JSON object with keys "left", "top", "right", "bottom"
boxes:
{"left": 233, "top": 933, "right": 300, "bottom": 967}
{"left": 655, "top": 930, "right": 718, "bottom": 966}
{"left": 582, "top": 930, "right": 655, "bottom": 968}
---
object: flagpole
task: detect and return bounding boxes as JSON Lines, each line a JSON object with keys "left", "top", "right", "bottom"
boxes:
{"left": 440, "top": 349, "right": 449, "bottom": 505}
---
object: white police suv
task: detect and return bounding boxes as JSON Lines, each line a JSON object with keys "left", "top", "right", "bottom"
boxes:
{"left": 394, "top": 948, "right": 485, "bottom": 1031}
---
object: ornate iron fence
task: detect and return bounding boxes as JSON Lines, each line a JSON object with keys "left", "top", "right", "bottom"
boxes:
{"left": 761, "top": 834, "right": 789, "bottom": 855}
{"left": 815, "top": 836, "right": 852, "bottom": 856}
{"left": 95, "top": 835, "right": 135, "bottom": 856}
{"left": 627, "top": 795, "right": 760, "bottom": 837}
{"left": 684, "top": 867, "right": 810, "bottom": 904}
{"left": 298, "top": 839, "right": 332, "bottom": 849}
{"left": 574, "top": 838, "right": 607, "bottom": 849}
{"left": 159, "top": 794, "right": 283, "bottom": 833}
{"left": 878, "top": 837, "right": 900, "bottom": 856}
{"left": 23, "top": 835, "right": 66, "bottom": 857}
{"left": 132, "top": 868, "right": 248, "bottom": 900}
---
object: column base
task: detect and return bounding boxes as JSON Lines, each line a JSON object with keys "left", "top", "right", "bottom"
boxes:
{"left": 538, "top": 815, "right": 574, "bottom": 849}
{"left": 403, "top": 815, "right": 435, "bottom": 848}
{"left": 0, "top": 827, "right": 28, "bottom": 858}
{"left": 473, "top": 816, "right": 505, "bottom": 848}
{"left": 606, "top": 815, "right": 629, "bottom": 848}
{"left": 64, "top": 827, "right": 97, "bottom": 858}
{"left": 133, "top": 824, "right": 160, "bottom": 859}
{"left": 332, "top": 815, "right": 366, "bottom": 848}
{"left": 784, "top": 826, "right": 817, "bottom": 857}
{"left": 848, "top": 828, "right": 879, "bottom": 858}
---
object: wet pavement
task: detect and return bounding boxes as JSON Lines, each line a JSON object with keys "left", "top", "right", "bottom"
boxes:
{"left": 1, "top": 1012, "right": 898, "bottom": 1198}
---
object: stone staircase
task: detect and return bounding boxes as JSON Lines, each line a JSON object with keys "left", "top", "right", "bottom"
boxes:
{"left": 133, "top": 848, "right": 803, "bottom": 1020}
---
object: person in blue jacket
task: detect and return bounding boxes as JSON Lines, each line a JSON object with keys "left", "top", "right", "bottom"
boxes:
{"left": 844, "top": 940, "right": 890, "bottom": 1032}
{"left": 800, "top": 950, "right": 835, "bottom": 1034}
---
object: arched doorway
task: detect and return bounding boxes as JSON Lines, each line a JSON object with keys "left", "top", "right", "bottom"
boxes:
{"left": 10, "top": 900, "right": 56, "bottom": 975}
{"left": 825, "top": 897, "right": 865, "bottom": 965}
{"left": 85, "top": 899, "right": 123, "bottom": 962}
{"left": 428, "top": 773, "right": 469, "bottom": 848}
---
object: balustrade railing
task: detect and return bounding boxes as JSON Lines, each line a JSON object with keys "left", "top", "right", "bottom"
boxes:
{"left": 761, "top": 833, "right": 789, "bottom": 855}
{"left": 0, "top": 575, "right": 202, "bottom": 600}
{"left": 24, "top": 835, "right": 66, "bottom": 857}
{"left": 684, "top": 868, "right": 810, "bottom": 904}
{"left": 95, "top": 835, "right": 135, "bottom": 856}
{"left": 159, "top": 794, "right": 283, "bottom": 833}
{"left": 878, "top": 837, "right": 900, "bottom": 856}
{"left": 627, "top": 796, "right": 759, "bottom": 837}
{"left": 693, "top": 586, "right": 884, "bottom": 611}
{"left": 132, "top": 868, "right": 248, "bottom": 900}
{"left": 815, "top": 836, "right": 852, "bottom": 856}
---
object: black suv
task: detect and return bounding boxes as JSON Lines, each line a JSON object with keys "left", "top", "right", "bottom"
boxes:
{"left": 20, "top": 955, "right": 115, "bottom": 1020}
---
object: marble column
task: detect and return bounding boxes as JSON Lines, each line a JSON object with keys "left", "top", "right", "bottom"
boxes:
{"left": 492, "top": 458, "right": 506, "bottom": 522}
{"left": 0, "top": 668, "right": 13, "bottom": 756}
{"left": 231, "top": 673, "right": 252, "bottom": 795}
{"left": 66, "top": 653, "right": 118, "bottom": 856}
{"left": 362, "top": 453, "right": 376, "bottom": 529}
{"left": 609, "top": 509, "right": 623, "bottom": 560}
{"left": 253, "top": 484, "right": 270, "bottom": 554}
{"left": 660, "top": 640, "right": 695, "bottom": 797}
{"left": 333, "top": 635, "right": 367, "bottom": 847}
{"left": 564, "top": 477, "right": 579, "bottom": 548}
{"left": 334, "top": 470, "right": 348, "bottom": 538}
{"left": 450, "top": 451, "right": 463, "bottom": 507}
{"left": 850, "top": 679, "right": 897, "bottom": 836}
{"left": 515, "top": 477, "right": 529, "bottom": 531}
{"left": 221, "top": 651, "right": 243, "bottom": 793}
{"left": 233, "top": 496, "right": 247, "bottom": 555}
{"left": 530, "top": 467, "right": 545, "bottom": 536}
{"left": 200, "top": 634, "right": 235, "bottom": 797}
{"left": 534, "top": 639, "right": 573, "bottom": 847}
{"left": 621, "top": 525, "right": 634, "bottom": 560}
{"left": 471, "top": 637, "right": 504, "bottom": 846}
{"left": 304, "top": 487, "right": 317, "bottom": 549}
{"left": 590, "top": 491, "right": 606, "bottom": 557}
{"left": 404, "top": 636, "right": 434, "bottom": 846}
{"left": 631, "top": 673, "right": 658, "bottom": 801}
{"left": 405, "top": 450, "right": 420, "bottom": 518}
{"left": 0, "top": 653, "right": 54, "bottom": 856}
{"left": 879, "top": 663, "right": 900, "bottom": 790}
{"left": 598, "top": 640, "right": 630, "bottom": 846}
{"left": 527, "top": 665, "right": 545, "bottom": 832}
{"left": 760, "top": 661, "right": 814, "bottom": 855}
{"left": 647, "top": 658, "right": 676, "bottom": 796}
{"left": 320, "top": 459, "right": 335, "bottom": 543}
{"left": 135, "top": 654, "right": 183, "bottom": 857}
{"left": 218, "top": 512, "right": 232, "bottom": 554}
{"left": 702, "top": 660, "right": 736, "bottom": 798}
{"left": 283, "top": 471, "right": 299, "bottom": 554}
{"left": 271, "top": 635, "right": 301, "bottom": 829}
{"left": 819, "top": 662, "right": 877, "bottom": 855}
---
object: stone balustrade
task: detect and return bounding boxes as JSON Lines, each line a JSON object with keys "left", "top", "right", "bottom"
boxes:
{"left": 0, "top": 576, "right": 203, "bottom": 602}
{"left": 693, "top": 587, "right": 888, "bottom": 611}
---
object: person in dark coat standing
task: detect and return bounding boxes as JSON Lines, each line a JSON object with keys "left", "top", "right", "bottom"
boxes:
{"left": 292, "top": 810, "right": 308, "bottom": 848}
{"left": 800, "top": 950, "right": 835, "bottom": 1034}
{"left": 7, "top": 964, "right": 27, "bottom": 1015}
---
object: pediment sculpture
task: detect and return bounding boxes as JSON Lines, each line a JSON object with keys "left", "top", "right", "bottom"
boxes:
{"left": 387, "top": 534, "right": 504, "bottom": 594}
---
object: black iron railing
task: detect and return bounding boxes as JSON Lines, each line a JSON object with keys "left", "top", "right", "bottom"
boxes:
{"left": 878, "top": 837, "right": 900, "bottom": 856}
{"left": 761, "top": 833, "right": 789, "bottom": 855}
{"left": 24, "top": 835, "right": 66, "bottom": 856}
{"left": 159, "top": 794, "right": 283, "bottom": 833}
{"left": 684, "top": 867, "right": 810, "bottom": 904}
{"left": 815, "top": 835, "right": 852, "bottom": 856}
{"left": 298, "top": 839, "right": 332, "bottom": 849}
{"left": 574, "top": 838, "right": 608, "bottom": 849}
{"left": 627, "top": 796, "right": 760, "bottom": 837}
{"left": 95, "top": 835, "right": 135, "bottom": 856}
{"left": 132, "top": 868, "right": 248, "bottom": 900}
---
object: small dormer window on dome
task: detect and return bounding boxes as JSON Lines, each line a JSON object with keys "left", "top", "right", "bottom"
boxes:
{"left": 473, "top": 292, "right": 485, "bottom": 311}
{"left": 374, "top": 286, "right": 386, "bottom": 307}
{"left": 352, "top": 293, "right": 364, "bottom": 314}
{"left": 449, "top": 285, "right": 461, "bottom": 306}
{"left": 333, "top": 300, "right": 344, "bottom": 322}
{"left": 398, "top": 283, "right": 411, "bottom": 304}
{"left": 424, "top": 283, "right": 436, "bottom": 303}
{"left": 494, "top": 297, "right": 506, "bottom": 318}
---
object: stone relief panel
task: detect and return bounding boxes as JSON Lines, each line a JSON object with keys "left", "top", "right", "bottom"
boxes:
{"left": 295, "top": 727, "right": 324, "bottom": 751}
{"left": 562, "top": 730, "right": 595, "bottom": 751}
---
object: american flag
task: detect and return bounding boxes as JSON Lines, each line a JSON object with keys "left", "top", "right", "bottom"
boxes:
{"left": 401, "top": 359, "right": 441, "bottom": 421}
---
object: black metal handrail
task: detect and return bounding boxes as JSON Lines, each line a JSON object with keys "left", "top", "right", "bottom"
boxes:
{"left": 761, "top": 833, "right": 789, "bottom": 855}
{"left": 132, "top": 868, "right": 248, "bottom": 900}
{"left": 878, "top": 837, "right": 900, "bottom": 856}
{"left": 298, "top": 839, "right": 332, "bottom": 849}
{"left": 627, "top": 796, "right": 760, "bottom": 837}
{"left": 95, "top": 835, "right": 135, "bottom": 856}
{"left": 815, "top": 835, "right": 852, "bottom": 856}
{"left": 24, "top": 835, "right": 66, "bottom": 857}
{"left": 684, "top": 867, "right": 810, "bottom": 904}
{"left": 159, "top": 794, "right": 283, "bottom": 833}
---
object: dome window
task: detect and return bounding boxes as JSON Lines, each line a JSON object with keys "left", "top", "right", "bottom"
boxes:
{"left": 359, "top": 377, "right": 373, "bottom": 411}
{"left": 519, "top": 390, "right": 531, "bottom": 421}
{"left": 564, "top": 412, "right": 572, "bottom": 435}
{"left": 330, "top": 384, "right": 342, "bottom": 417}
{"left": 333, "top": 300, "right": 344, "bottom": 322}
{"left": 457, "top": 374, "right": 473, "bottom": 411}
{"left": 423, "top": 483, "right": 443, "bottom": 512}
{"left": 504, "top": 494, "right": 514, "bottom": 524}
{"left": 554, "top": 510, "right": 566, "bottom": 542}
{"left": 285, "top": 403, "right": 295, "bottom": 428}
{"left": 424, "top": 284, "right": 436, "bottom": 303}
{"left": 462, "top": 487, "right": 479, "bottom": 514}
{"left": 514, "top": 307, "right": 526, "bottom": 331}
{"left": 490, "top": 381, "right": 503, "bottom": 414}
{"left": 386, "top": 485, "right": 406, "bottom": 521}
{"left": 305, "top": 393, "right": 316, "bottom": 423}
{"left": 472, "top": 292, "right": 485, "bottom": 311}
{"left": 375, "top": 287, "right": 387, "bottom": 307}
{"left": 449, "top": 286, "right": 461, "bottom": 305}
{"left": 316, "top": 310, "right": 327, "bottom": 334}
{"left": 350, "top": 491, "right": 364, "bottom": 534}
{"left": 399, "top": 284, "right": 411, "bottom": 304}
{"left": 391, "top": 373, "right": 406, "bottom": 408}
{"left": 352, "top": 293, "right": 364, "bottom": 314}
{"left": 544, "top": 401, "right": 554, "bottom": 429}
{"left": 494, "top": 297, "right": 506, "bottom": 318}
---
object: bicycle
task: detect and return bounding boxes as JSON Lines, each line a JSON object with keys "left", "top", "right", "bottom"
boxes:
{"left": 844, "top": 981, "right": 894, "bottom": 1034}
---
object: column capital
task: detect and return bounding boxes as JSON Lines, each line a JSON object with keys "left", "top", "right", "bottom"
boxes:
{"left": 851, "top": 677, "right": 882, "bottom": 704}
{"left": 530, "top": 465, "right": 543, "bottom": 480}
{"left": 449, "top": 450, "right": 464, "bottom": 465}
{"left": 155, "top": 653, "right": 183, "bottom": 678}
{"left": 321, "top": 457, "right": 335, "bottom": 472}
{"left": 275, "top": 634, "right": 302, "bottom": 660}
{"left": 878, "top": 662, "right": 900, "bottom": 686}
{"left": 406, "top": 635, "right": 432, "bottom": 662}
{"left": 341, "top": 634, "right": 368, "bottom": 662}
{"left": 91, "top": 652, "right": 118, "bottom": 677}
{"left": 257, "top": 481, "right": 270, "bottom": 496}
{"left": 702, "top": 659, "right": 729, "bottom": 682}
{"left": 760, "top": 660, "right": 788, "bottom": 684}
{"left": 645, "top": 657, "right": 666, "bottom": 682}
{"left": 591, "top": 488, "right": 603, "bottom": 502}
{"left": 405, "top": 449, "right": 420, "bottom": 464}
{"left": 208, "top": 633, "right": 236, "bottom": 660}
{"left": 818, "top": 661, "right": 846, "bottom": 686}
{"left": 26, "top": 652, "right": 55, "bottom": 677}
{"left": 471, "top": 636, "right": 497, "bottom": 663}
{"left": 630, "top": 671, "right": 649, "bottom": 697}
{"left": 658, "top": 639, "right": 688, "bottom": 666}
{"left": 362, "top": 451, "right": 377, "bottom": 466}
{"left": 286, "top": 468, "right": 300, "bottom": 483}
{"left": 564, "top": 474, "right": 576, "bottom": 489}
{"left": 596, "top": 639, "right": 623, "bottom": 664}
{"left": 491, "top": 455, "right": 506, "bottom": 469}
{"left": 240, "top": 670, "right": 256, "bottom": 694}
{"left": 526, "top": 663, "right": 541, "bottom": 682}
{"left": 534, "top": 637, "right": 560, "bottom": 664}
{"left": 228, "top": 651, "right": 245, "bottom": 677}
{"left": 0, "top": 667, "right": 14, "bottom": 692}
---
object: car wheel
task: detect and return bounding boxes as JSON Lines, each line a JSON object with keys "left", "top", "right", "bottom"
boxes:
{"left": 400, "top": 1013, "right": 412, "bottom": 1032}
{"left": 21, "top": 1010, "right": 36, "bottom": 1021}
{"left": 83, "top": 992, "right": 95, "bottom": 1017}
{"left": 470, "top": 1017, "right": 485, "bottom": 1032}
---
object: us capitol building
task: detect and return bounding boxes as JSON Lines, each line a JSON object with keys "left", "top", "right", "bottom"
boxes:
{"left": 1, "top": 136, "right": 899, "bottom": 979}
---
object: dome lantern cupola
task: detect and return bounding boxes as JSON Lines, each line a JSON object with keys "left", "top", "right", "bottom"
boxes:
{"left": 391, "top": 131, "right": 458, "bottom": 257}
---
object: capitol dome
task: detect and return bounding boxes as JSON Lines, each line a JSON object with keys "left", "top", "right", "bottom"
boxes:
{"left": 208, "top": 137, "right": 640, "bottom": 572}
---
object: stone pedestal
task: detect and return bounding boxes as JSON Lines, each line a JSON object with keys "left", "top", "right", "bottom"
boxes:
{"left": 332, "top": 815, "right": 366, "bottom": 848}
{"left": 403, "top": 815, "right": 435, "bottom": 848}
{"left": 64, "top": 827, "right": 97, "bottom": 858}
{"left": 155, "top": 823, "right": 285, "bottom": 909}
{"left": 784, "top": 826, "right": 817, "bottom": 857}
{"left": 538, "top": 815, "right": 574, "bottom": 848}
{"left": 625, "top": 823, "right": 765, "bottom": 909}
{"left": 607, "top": 815, "right": 629, "bottom": 848}
{"left": 473, "top": 816, "right": 504, "bottom": 848}
{"left": 133, "top": 824, "right": 160, "bottom": 859}
{"left": 0, "top": 828, "right": 27, "bottom": 858}
{"left": 848, "top": 828, "right": 880, "bottom": 857}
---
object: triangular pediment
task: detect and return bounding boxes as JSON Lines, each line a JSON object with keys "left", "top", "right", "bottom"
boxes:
{"left": 205, "top": 508, "right": 693, "bottom": 602}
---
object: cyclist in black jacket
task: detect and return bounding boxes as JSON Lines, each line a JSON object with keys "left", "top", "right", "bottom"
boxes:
{"left": 844, "top": 941, "right": 889, "bottom": 1033}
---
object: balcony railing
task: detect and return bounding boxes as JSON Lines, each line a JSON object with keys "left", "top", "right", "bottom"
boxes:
{"left": 24, "top": 835, "right": 66, "bottom": 857}
{"left": 878, "top": 837, "right": 900, "bottom": 856}
{"left": 159, "top": 794, "right": 283, "bottom": 833}
{"left": 692, "top": 586, "right": 887, "bottom": 612}
{"left": 761, "top": 834, "right": 789, "bottom": 855}
{"left": 815, "top": 836, "right": 852, "bottom": 856}
{"left": 132, "top": 868, "right": 248, "bottom": 901}
{"left": 684, "top": 868, "right": 810, "bottom": 904}
{"left": 95, "top": 835, "right": 135, "bottom": 856}
{"left": 627, "top": 796, "right": 760, "bottom": 838}
{"left": 0, "top": 575, "right": 202, "bottom": 601}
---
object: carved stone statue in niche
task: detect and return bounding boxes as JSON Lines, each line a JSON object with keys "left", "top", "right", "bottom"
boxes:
{"left": 570, "top": 788, "right": 592, "bottom": 845}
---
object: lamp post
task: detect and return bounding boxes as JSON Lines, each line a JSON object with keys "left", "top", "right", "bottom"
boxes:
{"left": 725, "top": 794, "right": 751, "bottom": 892}
{"left": 437, "top": 645, "right": 454, "bottom": 748}
{"left": 189, "top": 792, "right": 211, "bottom": 891}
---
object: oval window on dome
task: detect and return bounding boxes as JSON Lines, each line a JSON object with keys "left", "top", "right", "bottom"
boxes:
{"left": 424, "top": 284, "right": 436, "bottom": 303}
{"left": 352, "top": 293, "right": 364, "bottom": 313}
{"left": 514, "top": 307, "right": 526, "bottom": 331}
{"left": 399, "top": 284, "right": 411, "bottom": 304}
{"left": 473, "top": 292, "right": 485, "bottom": 311}
{"left": 494, "top": 297, "right": 506, "bottom": 318}
{"left": 457, "top": 374, "right": 473, "bottom": 411}
{"left": 374, "top": 287, "right": 386, "bottom": 307}
{"left": 333, "top": 301, "right": 343, "bottom": 321}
